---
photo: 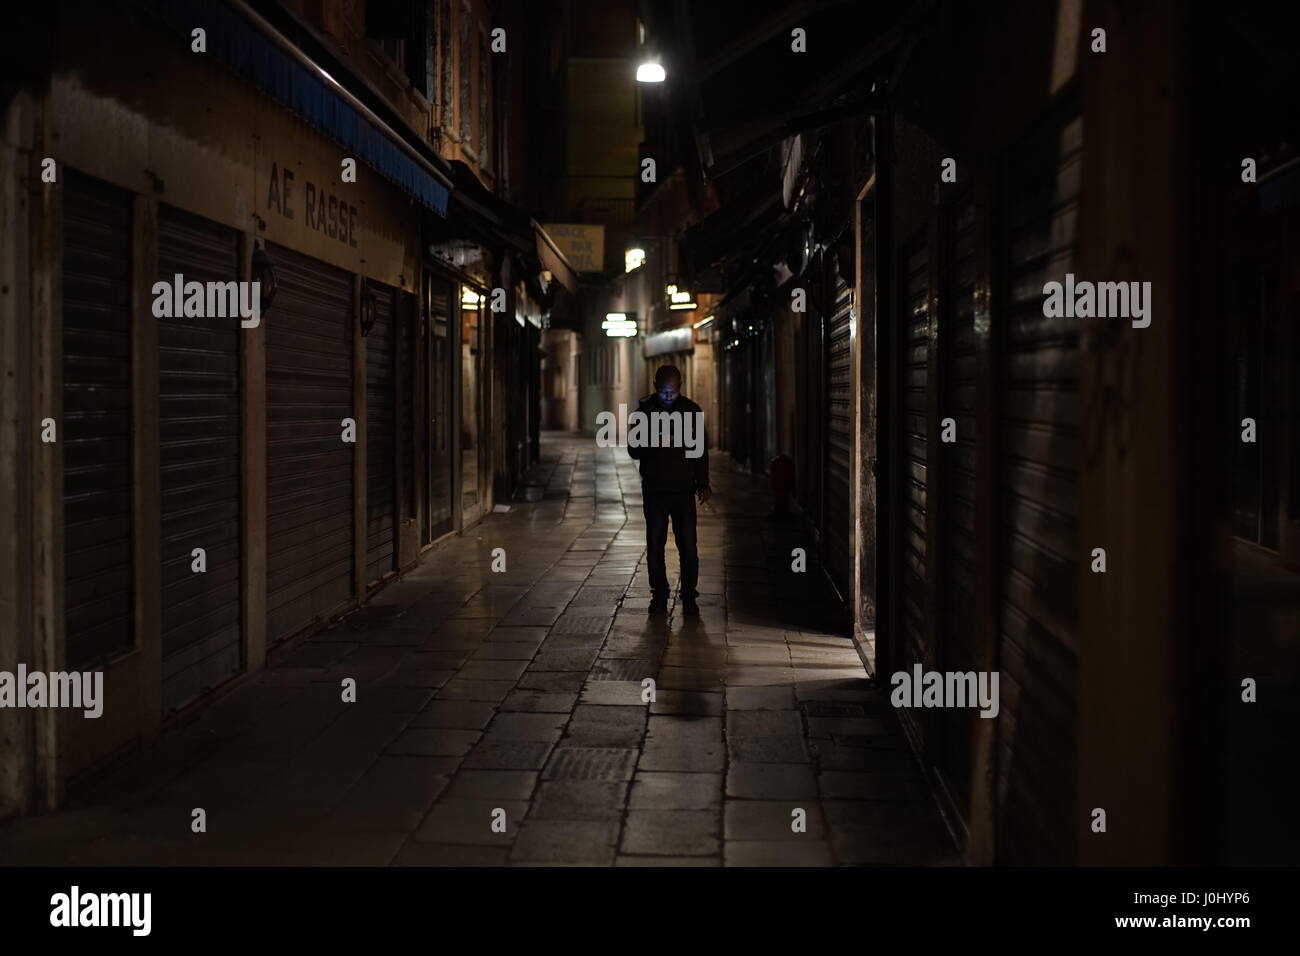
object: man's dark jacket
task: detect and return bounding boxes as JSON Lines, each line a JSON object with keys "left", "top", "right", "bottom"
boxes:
{"left": 626, "top": 394, "right": 710, "bottom": 494}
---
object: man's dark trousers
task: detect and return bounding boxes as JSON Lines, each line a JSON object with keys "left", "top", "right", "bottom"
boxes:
{"left": 644, "top": 490, "right": 699, "bottom": 600}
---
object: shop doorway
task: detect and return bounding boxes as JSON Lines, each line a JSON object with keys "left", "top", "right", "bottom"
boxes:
{"left": 461, "top": 286, "right": 486, "bottom": 526}
{"left": 423, "top": 272, "right": 455, "bottom": 544}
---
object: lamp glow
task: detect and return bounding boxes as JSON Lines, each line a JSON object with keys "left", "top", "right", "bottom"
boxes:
{"left": 636, "top": 62, "right": 666, "bottom": 83}
{"left": 668, "top": 287, "right": 696, "bottom": 310}
{"left": 602, "top": 310, "right": 637, "bottom": 337}
{"left": 624, "top": 248, "right": 646, "bottom": 273}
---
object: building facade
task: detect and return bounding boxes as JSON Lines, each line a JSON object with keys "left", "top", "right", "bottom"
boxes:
{"left": 0, "top": 0, "right": 575, "bottom": 817}
{"left": 633, "top": 0, "right": 1300, "bottom": 866}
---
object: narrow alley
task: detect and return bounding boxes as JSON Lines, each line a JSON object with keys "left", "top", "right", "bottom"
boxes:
{"left": 4, "top": 0, "right": 1298, "bottom": 911}
{"left": 0, "top": 435, "right": 954, "bottom": 866}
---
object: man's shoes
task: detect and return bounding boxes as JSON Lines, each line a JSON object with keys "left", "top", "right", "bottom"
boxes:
{"left": 648, "top": 596, "right": 668, "bottom": 615}
{"left": 681, "top": 599, "right": 700, "bottom": 617}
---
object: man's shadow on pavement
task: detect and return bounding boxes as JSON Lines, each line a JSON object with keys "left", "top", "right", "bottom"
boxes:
{"left": 636, "top": 611, "right": 719, "bottom": 721}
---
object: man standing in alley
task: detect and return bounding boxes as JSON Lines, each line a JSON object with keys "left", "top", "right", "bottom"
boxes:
{"left": 628, "top": 365, "right": 711, "bottom": 617}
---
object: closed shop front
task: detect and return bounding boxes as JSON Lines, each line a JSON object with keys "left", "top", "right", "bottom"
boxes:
{"left": 10, "top": 0, "right": 455, "bottom": 803}
{"left": 62, "top": 172, "right": 135, "bottom": 670}
{"left": 265, "top": 243, "right": 356, "bottom": 645}
{"left": 459, "top": 284, "right": 483, "bottom": 529}
{"left": 157, "top": 204, "right": 242, "bottom": 711}
{"left": 824, "top": 263, "right": 854, "bottom": 602}
{"left": 994, "top": 113, "right": 1083, "bottom": 864}
{"left": 426, "top": 272, "right": 456, "bottom": 542}
{"left": 900, "top": 230, "right": 932, "bottom": 728}
{"left": 723, "top": 328, "right": 751, "bottom": 469}
{"left": 796, "top": 289, "right": 824, "bottom": 532}
{"left": 365, "top": 281, "right": 398, "bottom": 586}
{"left": 938, "top": 191, "right": 978, "bottom": 824}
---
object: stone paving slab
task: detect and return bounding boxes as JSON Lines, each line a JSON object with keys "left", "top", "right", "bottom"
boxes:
{"left": 410, "top": 700, "right": 497, "bottom": 730}
{"left": 462, "top": 739, "right": 555, "bottom": 770}
{"left": 543, "top": 746, "right": 639, "bottom": 782}
{"left": 621, "top": 809, "right": 721, "bottom": 856}
{"left": 384, "top": 728, "right": 481, "bottom": 757}
{"left": 563, "top": 704, "right": 647, "bottom": 748}
{"left": 483, "top": 712, "right": 568, "bottom": 742}
{"left": 517, "top": 671, "right": 588, "bottom": 693}
{"left": 471, "top": 642, "right": 538, "bottom": 661}
{"left": 727, "top": 709, "right": 805, "bottom": 737}
{"left": 444, "top": 770, "right": 539, "bottom": 801}
{"left": 579, "top": 680, "right": 647, "bottom": 706}
{"left": 510, "top": 820, "right": 619, "bottom": 864}
{"left": 649, "top": 690, "right": 724, "bottom": 716}
{"left": 724, "top": 840, "right": 836, "bottom": 866}
{"left": 726, "top": 762, "right": 819, "bottom": 800}
{"left": 528, "top": 781, "right": 628, "bottom": 821}
{"left": 724, "top": 800, "right": 827, "bottom": 841}
{"left": 629, "top": 771, "right": 723, "bottom": 811}
{"left": 413, "top": 798, "right": 527, "bottom": 845}
{"left": 727, "top": 685, "right": 798, "bottom": 710}
{"left": 502, "top": 690, "right": 578, "bottom": 712}
{"left": 392, "top": 843, "right": 510, "bottom": 866}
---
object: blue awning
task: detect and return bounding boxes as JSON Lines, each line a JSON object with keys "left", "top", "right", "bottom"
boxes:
{"left": 145, "top": 0, "right": 450, "bottom": 217}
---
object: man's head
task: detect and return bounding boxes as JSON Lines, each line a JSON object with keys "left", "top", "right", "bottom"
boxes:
{"left": 654, "top": 365, "right": 682, "bottom": 407}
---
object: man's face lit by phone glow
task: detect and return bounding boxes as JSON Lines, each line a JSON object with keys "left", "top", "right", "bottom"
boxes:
{"left": 656, "top": 376, "right": 680, "bottom": 407}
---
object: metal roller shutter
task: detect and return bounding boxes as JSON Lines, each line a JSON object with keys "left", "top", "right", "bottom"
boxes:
{"left": 756, "top": 323, "right": 773, "bottom": 474}
{"left": 798, "top": 290, "right": 823, "bottom": 526}
{"left": 995, "top": 114, "right": 1083, "bottom": 864}
{"left": 425, "top": 276, "right": 454, "bottom": 542}
{"left": 365, "top": 281, "right": 397, "bottom": 585}
{"left": 266, "top": 244, "right": 355, "bottom": 645}
{"left": 900, "top": 234, "right": 931, "bottom": 687}
{"left": 397, "top": 285, "right": 416, "bottom": 540}
{"left": 824, "top": 270, "right": 853, "bottom": 602}
{"left": 158, "top": 205, "right": 243, "bottom": 712}
{"left": 724, "top": 336, "right": 749, "bottom": 467}
{"left": 62, "top": 173, "right": 135, "bottom": 669}
{"left": 939, "top": 193, "right": 978, "bottom": 820}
